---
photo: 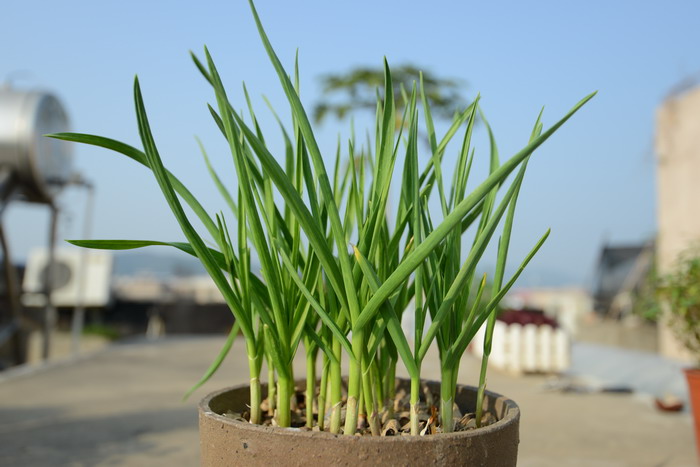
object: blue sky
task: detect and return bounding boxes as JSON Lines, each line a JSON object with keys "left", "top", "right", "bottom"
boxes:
{"left": 3, "top": 0, "right": 699, "bottom": 287}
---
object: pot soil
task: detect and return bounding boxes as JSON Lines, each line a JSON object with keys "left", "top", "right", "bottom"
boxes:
{"left": 199, "top": 379, "right": 520, "bottom": 466}
{"left": 685, "top": 368, "right": 700, "bottom": 459}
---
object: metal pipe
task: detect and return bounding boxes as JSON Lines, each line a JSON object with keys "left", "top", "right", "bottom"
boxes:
{"left": 41, "top": 204, "right": 59, "bottom": 361}
{"left": 0, "top": 215, "right": 26, "bottom": 364}
{"left": 71, "top": 181, "right": 95, "bottom": 355}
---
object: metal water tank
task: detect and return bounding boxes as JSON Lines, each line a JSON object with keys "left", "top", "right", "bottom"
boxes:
{"left": 0, "top": 87, "right": 73, "bottom": 203}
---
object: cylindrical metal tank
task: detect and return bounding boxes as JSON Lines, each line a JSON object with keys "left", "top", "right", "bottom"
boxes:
{"left": 0, "top": 87, "right": 73, "bottom": 203}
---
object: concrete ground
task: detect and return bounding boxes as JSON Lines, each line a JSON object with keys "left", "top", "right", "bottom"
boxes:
{"left": 26, "top": 330, "right": 112, "bottom": 364}
{"left": 0, "top": 336, "right": 696, "bottom": 466}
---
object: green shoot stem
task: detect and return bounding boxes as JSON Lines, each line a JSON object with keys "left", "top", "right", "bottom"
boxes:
{"left": 440, "top": 365, "right": 455, "bottom": 433}
{"left": 305, "top": 351, "right": 316, "bottom": 428}
{"left": 247, "top": 350, "right": 262, "bottom": 425}
{"left": 276, "top": 375, "right": 293, "bottom": 427}
{"left": 329, "top": 340, "right": 343, "bottom": 434}
{"left": 371, "top": 361, "right": 384, "bottom": 418}
{"left": 410, "top": 375, "right": 421, "bottom": 435}
{"left": 267, "top": 364, "right": 276, "bottom": 416}
{"left": 249, "top": 375, "right": 261, "bottom": 425}
{"left": 318, "top": 357, "right": 329, "bottom": 431}
{"left": 344, "top": 329, "right": 366, "bottom": 434}
{"left": 475, "top": 353, "right": 489, "bottom": 428}
{"left": 385, "top": 359, "right": 397, "bottom": 419}
{"left": 362, "top": 358, "right": 380, "bottom": 435}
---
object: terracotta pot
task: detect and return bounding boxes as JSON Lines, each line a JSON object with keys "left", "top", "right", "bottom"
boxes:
{"left": 199, "top": 379, "right": 520, "bottom": 466}
{"left": 685, "top": 368, "right": 700, "bottom": 459}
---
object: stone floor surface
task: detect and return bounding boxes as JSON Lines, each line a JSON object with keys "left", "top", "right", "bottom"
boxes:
{"left": 0, "top": 336, "right": 695, "bottom": 466}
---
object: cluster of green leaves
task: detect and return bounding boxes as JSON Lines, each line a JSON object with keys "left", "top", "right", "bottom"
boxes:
{"left": 657, "top": 251, "right": 700, "bottom": 363}
{"left": 49, "top": 0, "right": 593, "bottom": 435}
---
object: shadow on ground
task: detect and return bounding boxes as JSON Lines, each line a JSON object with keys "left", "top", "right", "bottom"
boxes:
{"left": 0, "top": 405, "right": 196, "bottom": 466}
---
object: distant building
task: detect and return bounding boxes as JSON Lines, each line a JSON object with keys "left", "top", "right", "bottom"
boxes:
{"left": 591, "top": 241, "right": 654, "bottom": 319}
{"left": 656, "top": 83, "right": 700, "bottom": 362}
{"left": 113, "top": 275, "right": 225, "bottom": 305}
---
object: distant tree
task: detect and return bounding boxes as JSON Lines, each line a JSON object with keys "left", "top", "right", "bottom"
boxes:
{"left": 313, "top": 64, "right": 468, "bottom": 125}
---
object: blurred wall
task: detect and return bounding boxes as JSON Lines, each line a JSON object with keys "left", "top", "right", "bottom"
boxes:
{"left": 656, "top": 85, "right": 700, "bottom": 362}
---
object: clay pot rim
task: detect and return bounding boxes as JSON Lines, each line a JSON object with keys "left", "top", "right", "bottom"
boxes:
{"left": 199, "top": 379, "right": 520, "bottom": 443}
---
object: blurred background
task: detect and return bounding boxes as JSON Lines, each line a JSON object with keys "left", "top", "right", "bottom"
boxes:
{"left": 1, "top": 1, "right": 699, "bottom": 466}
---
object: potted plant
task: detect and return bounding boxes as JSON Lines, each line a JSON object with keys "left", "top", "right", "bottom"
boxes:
{"left": 50, "top": 1, "right": 593, "bottom": 464}
{"left": 656, "top": 250, "right": 700, "bottom": 457}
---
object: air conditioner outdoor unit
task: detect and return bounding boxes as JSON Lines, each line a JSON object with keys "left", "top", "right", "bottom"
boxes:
{"left": 22, "top": 248, "right": 113, "bottom": 308}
